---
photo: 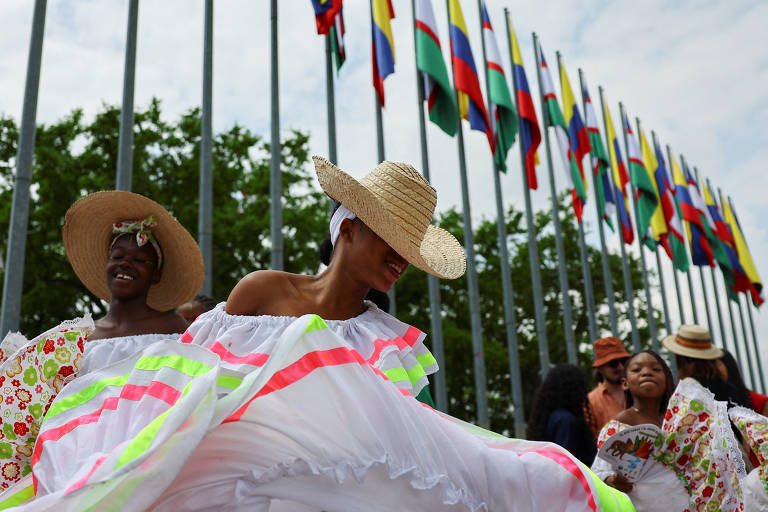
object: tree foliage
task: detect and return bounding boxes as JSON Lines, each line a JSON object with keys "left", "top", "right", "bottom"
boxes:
{"left": 0, "top": 102, "right": 659, "bottom": 434}
{"left": 0, "top": 100, "right": 326, "bottom": 335}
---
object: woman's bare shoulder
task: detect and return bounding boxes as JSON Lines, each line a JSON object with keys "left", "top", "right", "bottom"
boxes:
{"left": 225, "top": 270, "right": 297, "bottom": 315}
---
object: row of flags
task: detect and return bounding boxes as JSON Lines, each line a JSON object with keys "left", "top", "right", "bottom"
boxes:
{"left": 310, "top": 0, "right": 763, "bottom": 308}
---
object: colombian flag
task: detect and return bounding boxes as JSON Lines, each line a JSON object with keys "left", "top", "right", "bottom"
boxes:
{"left": 506, "top": 13, "right": 540, "bottom": 189}
{"left": 603, "top": 100, "right": 633, "bottom": 244}
{"left": 371, "top": 0, "right": 395, "bottom": 106}
{"left": 721, "top": 194, "right": 764, "bottom": 306}
{"left": 448, "top": 0, "right": 493, "bottom": 150}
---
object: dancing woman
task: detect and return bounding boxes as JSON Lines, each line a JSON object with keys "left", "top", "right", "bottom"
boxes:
{"left": 13, "top": 158, "right": 633, "bottom": 511}
{"left": 0, "top": 191, "right": 202, "bottom": 496}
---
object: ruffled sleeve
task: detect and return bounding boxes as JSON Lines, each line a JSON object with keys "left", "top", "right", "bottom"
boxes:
{"left": 729, "top": 406, "right": 768, "bottom": 507}
{"left": 180, "top": 302, "right": 438, "bottom": 397}
{"left": 0, "top": 316, "right": 93, "bottom": 492}
{"left": 80, "top": 333, "right": 182, "bottom": 376}
{"left": 657, "top": 378, "right": 746, "bottom": 512}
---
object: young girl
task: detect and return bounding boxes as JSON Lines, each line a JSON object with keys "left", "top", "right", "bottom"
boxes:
{"left": 592, "top": 350, "right": 686, "bottom": 510}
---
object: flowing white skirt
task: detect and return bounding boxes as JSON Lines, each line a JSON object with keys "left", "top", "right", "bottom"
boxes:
{"left": 9, "top": 315, "right": 633, "bottom": 512}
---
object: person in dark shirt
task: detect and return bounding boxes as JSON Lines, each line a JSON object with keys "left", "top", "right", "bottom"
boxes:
{"left": 527, "top": 363, "right": 596, "bottom": 465}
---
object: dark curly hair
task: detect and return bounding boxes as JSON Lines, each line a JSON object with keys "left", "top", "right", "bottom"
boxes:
{"left": 623, "top": 350, "right": 675, "bottom": 417}
{"left": 720, "top": 350, "right": 753, "bottom": 407}
{"left": 527, "top": 364, "right": 594, "bottom": 442}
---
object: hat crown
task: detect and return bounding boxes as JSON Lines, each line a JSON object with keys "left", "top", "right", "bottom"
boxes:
{"left": 359, "top": 161, "right": 437, "bottom": 252}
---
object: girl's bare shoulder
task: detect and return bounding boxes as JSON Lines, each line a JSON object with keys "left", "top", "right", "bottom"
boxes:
{"left": 225, "top": 270, "right": 303, "bottom": 315}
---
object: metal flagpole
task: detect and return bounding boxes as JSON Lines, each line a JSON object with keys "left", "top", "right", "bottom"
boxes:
{"left": 199, "top": 0, "right": 214, "bottom": 295}
{"left": 702, "top": 177, "right": 729, "bottom": 352}
{"left": 692, "top": 167, "right": 716, "bottom": 343}
{"left": 557, "top": 54, "right": 596, "bottom": 344}
{"left": 324, "top": 29, "right": 338, "bottom": 216}
{"left": 270, "top": 0, "right": 283, "bottom": 271}
{"left": 0, "top": 0, "right": 47, "bottom": 337}
{"left": 409, "top": 0, "right": 447, "bottom": 412}
{"left": 665, "top": 144, "right": 689, "bottom": 326}
{"left": 599, "top": 89, "right": 639, "bottom": 350}
{"left": 728, "top": 195, "right": 766, "bottom": 393}
{"left": 116, "top": 0, "right": 138, "bottom": 191}
{"left": 624, "top": 112, "right": 657, "bottom": 351}
{"left": 579, "top": 69, "right": 617, "bottom": 336}
{"left": 325, "top": 38, "right": 337, "bottom": 165}
{"left": 477, "top": 0, "right": 524, "bottom": 436}
{"left": 649, "top": 131, "right": 673, "bottom": 337}
{"left": 745, "top": 298, "right": 766, "bottom": 393}
{"left": 445, "top": 0, "right": 488, "bottom": 427}
{"left": 678, "top": 155, "right": 700, "bottom": 325}
{"left": 532, "top": 36, "right": 577, "bottom": 364}
{"left": 736, "top": 294, "right": 758, "bottom": 389}
{"left": 504, "top": 10, "right": 549, "bottom": 379}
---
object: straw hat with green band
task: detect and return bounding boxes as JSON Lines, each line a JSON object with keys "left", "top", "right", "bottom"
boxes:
{"left": 662, "top": 324, "right": 724, "bottom": 360}
{"left": 313, "top": 155, "right": 466, "bottom": 280}
{"left": 63, "top": 191, "right": 204, "bottom": 312}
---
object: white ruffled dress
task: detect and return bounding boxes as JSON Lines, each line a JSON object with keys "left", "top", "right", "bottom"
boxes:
{"left": 2, "top": 306, "right": 633, "bottom": 511}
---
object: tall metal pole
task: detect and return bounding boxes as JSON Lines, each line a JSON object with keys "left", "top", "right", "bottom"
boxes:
{"left": 199, "top": 0, "right": 214, "bottom": 295}
{"left": 477, "top": 0, "right": 524, "bottom": 436}
{"left": 325, "top": 37, "right": 337, "bottom": 165}
{"left": 599, "top": 89, "right": 638, "bottom": 350}
{"left": 692, "top": 167, "right": 716, "bottom": 343}
{"left": 666, "top": 145, "right": 689, "bottom": 326}
{"left": 704, "top": 177, "right": 729, "bottom": 352}
{"left": 556, "top": 55, "right": 596, "bottom": 344}
{"left": 0, "top": 0, "right": 47, "bottom": 337}
{"left": 736, "top": 295, "right": 758, "bottom": 389}
{"left": 504, "top": 10, "right": 549, "bottom": 379}
{"left": 624, "top": 112, "right": 657, "bottom": 351}
{"left": 116, "top": 0, "right": 138, "bottom": 191}
{"left": 410, "top": 0, "right": 447, "bottom": 412}
{"left": 579, "top": 69, "right": 617, "bottom": 336}
{"left": 728, "top": 195, "right": 766, "bottom": 394}
{"left": 269, "top": 0, "right": 283, "bottom": 271}
{"left": 678, "top": 155, "right": 700, "bottom": 325}
{"left": 648, "top": 131, "right": 672, "bottom": 336}
{"left": 446, "top": 0, "right": 488, "bottom": 427}
{"left": 723, "top": 276, "right": 746, "bottom": 373}
{"left": 533, "top": 37, "right": 576, "bottom": 364}
{"left": 324, "top": 33, "right": 338, "bottom": 216}
{"left": 746, "top": 299, "right": 766, "bottom": 393}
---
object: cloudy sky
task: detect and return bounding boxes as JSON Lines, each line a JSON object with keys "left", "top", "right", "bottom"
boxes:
{"left": 1, "top": 0, "right": 766, "bottom": 385}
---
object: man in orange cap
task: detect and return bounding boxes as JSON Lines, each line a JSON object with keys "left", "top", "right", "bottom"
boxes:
{"left": 587, "top": 336, "right": 631, "bottom": 437}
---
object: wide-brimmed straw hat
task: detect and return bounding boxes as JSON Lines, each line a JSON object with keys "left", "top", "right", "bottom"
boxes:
{"left": 63, "top": 191, "right": 204, "bottom": 312}
{"left": 313, "top": 156, "right": 466, "bottom": 279}
{"left": 592, "top": 336, "right": 632, "bottom": 368}
{"left": 662, "top": 324, "right": 723, "bottom": 360}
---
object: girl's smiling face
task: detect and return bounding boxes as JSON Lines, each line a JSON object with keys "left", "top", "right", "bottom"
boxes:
{"left": 623, "top": 352, "right": 668, "bottom": 400}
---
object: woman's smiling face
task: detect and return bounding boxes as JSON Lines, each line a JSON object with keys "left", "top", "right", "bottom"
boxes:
{"left": 104, "top": 235, "right": 161, "bottom": 300}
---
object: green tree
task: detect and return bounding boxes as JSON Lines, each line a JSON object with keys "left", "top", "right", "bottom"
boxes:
{"left": 0, "top": 100, "right": 325, "bottom": 335}
{"left": 394, "top": 194, "right": 659, "bottom": 434}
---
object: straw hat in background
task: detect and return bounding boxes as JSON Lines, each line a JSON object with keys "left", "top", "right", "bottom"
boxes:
{"left": 313, "top": 156, "right": 466, "bottom": 280}
{"left": 662, "top": 324, "right": 724, "bottom": 360}
{"left": 63, "top": 191, "right": 204, "bottom": 312}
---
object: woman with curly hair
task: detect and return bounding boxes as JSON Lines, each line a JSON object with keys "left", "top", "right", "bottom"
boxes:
{"left": 527, "top": 363, "right": 596, "bottom": 465}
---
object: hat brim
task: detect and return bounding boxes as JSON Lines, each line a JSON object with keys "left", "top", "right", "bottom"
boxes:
{"left": 661, "top": 334, "right": 724, "bottom": 360}
{"left": 592, "top": 351, "right": 632, "bottom": 368}
{"left": 63, "top": 191, "right": 204, "bottom": 312}
{"left": 314, "top": 156, "right": 466, "bottom": 279}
